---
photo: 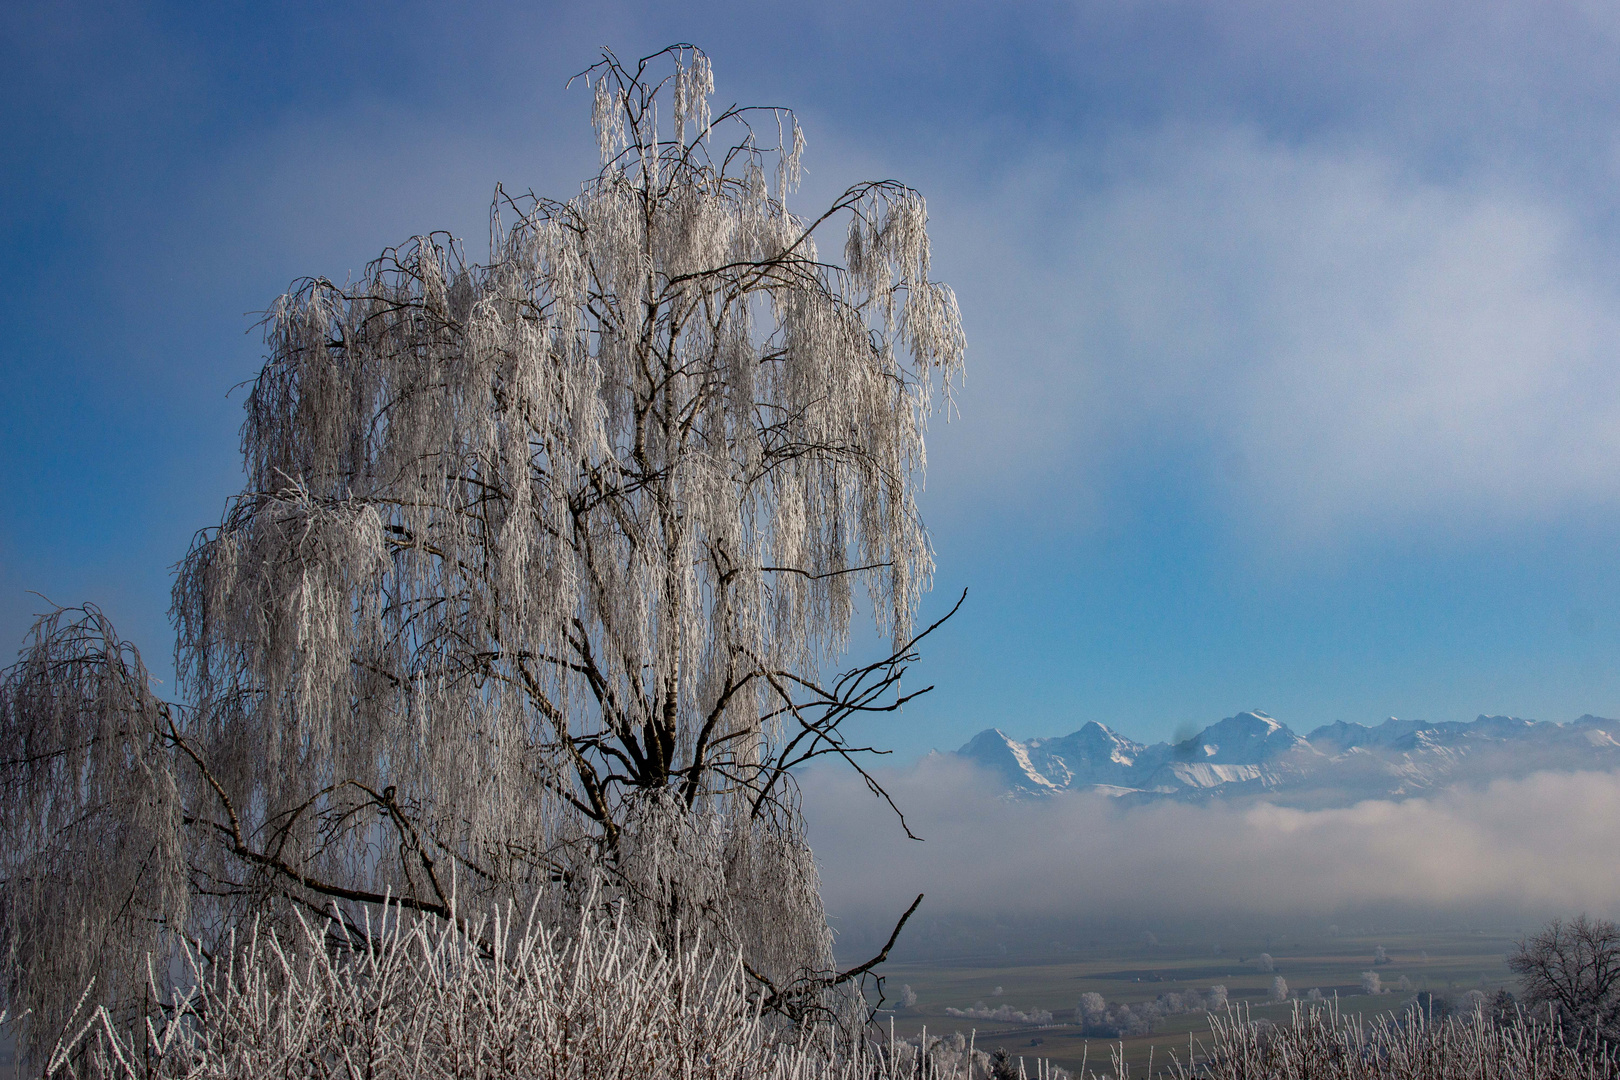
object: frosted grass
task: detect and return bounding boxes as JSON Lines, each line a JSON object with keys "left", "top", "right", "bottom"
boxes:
{"left": 41, "top": 901, "right": 983, "bottom": 1080}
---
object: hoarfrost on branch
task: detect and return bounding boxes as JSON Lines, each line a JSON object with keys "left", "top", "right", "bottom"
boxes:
{"left": 0, "top": 44, "right": 964, "bottom": 1053}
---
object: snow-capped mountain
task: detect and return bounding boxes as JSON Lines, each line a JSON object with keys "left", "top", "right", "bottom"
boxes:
{"left": 954, "top": 711, "right": 1620, "bottom": 805}
{"left": 958, "top": 722, "right": 1150, "bottom": 795}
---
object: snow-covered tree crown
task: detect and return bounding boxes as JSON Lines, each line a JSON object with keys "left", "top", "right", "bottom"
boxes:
{"left": 174, "top": 43, "right": 963, "bottom": 840}
{"left": 3, "top": 44, "right": 963, "bottom": 1052}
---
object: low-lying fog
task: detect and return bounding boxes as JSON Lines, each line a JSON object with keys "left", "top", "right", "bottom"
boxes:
{"left": 803, "top": 757, "right": 1620, "bottom": 958}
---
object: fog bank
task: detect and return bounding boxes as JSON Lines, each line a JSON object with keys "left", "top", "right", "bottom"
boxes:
{"left": 803, "top": 757, "right": 1620, "bottom": 947}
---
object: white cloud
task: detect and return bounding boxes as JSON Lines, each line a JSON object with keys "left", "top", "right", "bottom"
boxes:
{"left": 918, "top": 124, "right": 1620, "bottom": 542}
{"left": 804, "top": 755, "right": 1620, "bottom": 931}
{"left": 138, "top": 41, "right": 1620, "bottom": 550}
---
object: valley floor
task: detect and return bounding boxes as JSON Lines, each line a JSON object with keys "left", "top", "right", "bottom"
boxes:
{"left": 871, "top": 926, "right": 1523, "bottom": 1075}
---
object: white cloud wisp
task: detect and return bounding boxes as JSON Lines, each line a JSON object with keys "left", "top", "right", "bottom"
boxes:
{"left": 923, "top": 124, "right": 1620, "bottom": 543}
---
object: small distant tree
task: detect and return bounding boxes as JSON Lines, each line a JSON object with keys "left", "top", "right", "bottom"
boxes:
{"left": 1410, "top": 990, "right": 1452, "bottom": 1020}
{"left": 1361, "top": 971, "right": 1383, "bottom": 996}
{"left": 1271, "top": 976, "right": 1289, "bottom": 1002}
{"left": 1489, "top": 988, "right": 1520, "bottom": 1026}
{"left": 1257, "top": 952, "right": 1274, "bottom": 972}
{"left": 1077, "top": 992, "right": 1107, "bottom": 1027}
{"left": 1508, "top": 914, "right": 1620, "bottom": 1044}
{"left": 0, "top": 43, "right": 965, "bottom": 1056}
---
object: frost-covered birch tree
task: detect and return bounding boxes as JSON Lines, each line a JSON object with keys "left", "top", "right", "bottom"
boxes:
{"left": 0, "top": 44, "right": 964, "bottom": 1053}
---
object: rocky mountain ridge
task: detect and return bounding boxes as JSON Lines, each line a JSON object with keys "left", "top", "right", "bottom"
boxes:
{"left": 954, "top": 710, "right": 1620, "bottom": 805}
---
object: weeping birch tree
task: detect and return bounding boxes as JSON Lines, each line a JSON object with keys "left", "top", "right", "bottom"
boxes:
{"left": 0, "top": 44, "right": 964, "bottom": 1051}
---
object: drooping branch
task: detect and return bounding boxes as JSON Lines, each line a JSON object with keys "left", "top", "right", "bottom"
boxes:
{"left": 3, "top": 44, "right": 966, "bottom": 1044}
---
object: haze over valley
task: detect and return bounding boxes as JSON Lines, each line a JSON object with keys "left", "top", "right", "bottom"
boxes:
{"left": 807, "top": 709, "right": 1620, "bottom": 961}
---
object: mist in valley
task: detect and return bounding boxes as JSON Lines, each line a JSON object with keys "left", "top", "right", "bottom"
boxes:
{"left": 805, "top": 755, "right": 1620, "bottom": 962}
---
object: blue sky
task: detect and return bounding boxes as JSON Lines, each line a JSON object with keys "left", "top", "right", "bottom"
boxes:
{"left": 6, "top": 0, "right": 1620, "bottom": 759}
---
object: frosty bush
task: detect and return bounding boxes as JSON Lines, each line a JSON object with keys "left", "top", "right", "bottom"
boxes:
{"left": 1155, "top": 1001, "right": 1620, "bottom": 1080}
{"left": 1074, "top": 987, "right": 1228, "bottom": 1038}
{"left": 41, "top": 901, "right": 977, "bottom": 1080}
{"left": 947, "top": 1004, "right": 1055, "bottom": 1025}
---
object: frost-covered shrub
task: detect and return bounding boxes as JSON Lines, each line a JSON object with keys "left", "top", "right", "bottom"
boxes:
{"left": 1074, "top": 986, "right": 1228, "bottom": 1038}
{"left": 38, "top": 904, "right": 966, "bottom": 1080}
{"left": 1159, "top": 1001, "right": 1619, "bottom": 1080}
{"left": 947, "top": 1004, "right": 1054, "bottom": 1025}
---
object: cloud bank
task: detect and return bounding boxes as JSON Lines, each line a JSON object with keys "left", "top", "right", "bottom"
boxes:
{"left": 804, "top": 756, "right": 1620, "bottom": 939}
{"left": 922, "top": 124, "right": 1620, "bottom": 541}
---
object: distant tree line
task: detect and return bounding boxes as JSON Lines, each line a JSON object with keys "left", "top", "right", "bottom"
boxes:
{"left": 1075, "top": 986, "right": 1228, "bottom": 1038}
{"left": 1059, "top": 914, "right": 1620, "bottom": 1049}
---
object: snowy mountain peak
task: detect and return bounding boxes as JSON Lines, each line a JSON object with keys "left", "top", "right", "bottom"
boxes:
{"left": 954, "top": 711, "right": 1620, "bottom": 806}
{"left": 955, "top": 728, "right": 1064, "bottom": 794}
{"left": 1170, "top": 711, "right": 1310, "bottom": 765}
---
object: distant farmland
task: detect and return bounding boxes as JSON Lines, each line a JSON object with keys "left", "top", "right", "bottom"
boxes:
{"left": 872, "top": 924, "right": 1521, "bottom": 1074}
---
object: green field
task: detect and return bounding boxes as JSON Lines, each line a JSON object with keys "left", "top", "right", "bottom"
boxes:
{"left": 870, "top": 926, "right": 1526, "bottom": 1075}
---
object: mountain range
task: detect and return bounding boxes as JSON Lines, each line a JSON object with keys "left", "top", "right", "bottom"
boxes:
{"left": 954, "top": 711, "right": 1620, "bottom": 806}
